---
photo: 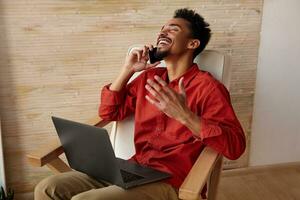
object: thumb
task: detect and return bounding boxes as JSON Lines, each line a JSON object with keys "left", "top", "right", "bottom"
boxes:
{"left": 178, "top": 77, "right": 186, "bottom": 98}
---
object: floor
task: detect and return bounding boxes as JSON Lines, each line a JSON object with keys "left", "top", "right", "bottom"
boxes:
{"left": 217, "top": 162, "right": 300, "bottom": 200}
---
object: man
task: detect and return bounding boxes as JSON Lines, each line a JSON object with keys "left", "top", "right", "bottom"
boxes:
{"left": 35, "top": 8, "right": 246, "bottom": 200}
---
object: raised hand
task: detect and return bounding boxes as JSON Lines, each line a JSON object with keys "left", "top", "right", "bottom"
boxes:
{"left": 145, "top": 75, "right": 192, "bottom": 123}
{"left": 109, "top": 45, "right": 161, "bottom": 92}
{"left": 124, "top": 45, "right": 161, "bottom": 73}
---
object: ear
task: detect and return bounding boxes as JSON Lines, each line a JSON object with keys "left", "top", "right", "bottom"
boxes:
{"left": 187, "top": 39, "right": 200, "bottom": 50}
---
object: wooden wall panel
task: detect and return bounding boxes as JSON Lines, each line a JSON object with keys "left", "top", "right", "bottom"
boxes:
{"left": 0, "top": 0, "right": 263, "bottom": 198}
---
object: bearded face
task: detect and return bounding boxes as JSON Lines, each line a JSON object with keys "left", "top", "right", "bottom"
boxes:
{"left": 155, "top": 18, "right": 194, "bottom": 61}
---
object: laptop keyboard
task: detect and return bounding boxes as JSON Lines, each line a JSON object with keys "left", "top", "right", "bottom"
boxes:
{"left": 120, "top": 169, "right": 144, "bottom": 183}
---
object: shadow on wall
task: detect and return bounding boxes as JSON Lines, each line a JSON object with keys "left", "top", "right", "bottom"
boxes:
{"left": 0, "top": 1, "right": 24, "bottom": 195}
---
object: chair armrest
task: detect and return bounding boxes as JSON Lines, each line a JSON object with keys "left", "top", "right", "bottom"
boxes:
{"left": 27, "top": 116, "right": 111, "bottom": 167}
{"left": 27, "top": 138, "right": 63, "bottom": 167}
{"left": 179, "top": 146, "right": 221, "bottom": 200}
{"left": 86, "top": 115, "right": 111, "bottom": 127}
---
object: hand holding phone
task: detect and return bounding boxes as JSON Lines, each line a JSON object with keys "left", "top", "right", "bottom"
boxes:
{"left": 124, "top": 46, "right": 161, "bottom": 73}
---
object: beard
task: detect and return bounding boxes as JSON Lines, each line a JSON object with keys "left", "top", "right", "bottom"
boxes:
{"left": 155, "top": 47, "right": 170, "bottom": 60}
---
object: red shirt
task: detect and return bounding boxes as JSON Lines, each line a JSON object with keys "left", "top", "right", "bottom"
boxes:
{"left": 99, "top": 64, "right": 246, "bottom": 191}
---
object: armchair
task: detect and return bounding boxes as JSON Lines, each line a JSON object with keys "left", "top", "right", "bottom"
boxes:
{"left": 27, "top": 47, "right": 230, "bottom": 200}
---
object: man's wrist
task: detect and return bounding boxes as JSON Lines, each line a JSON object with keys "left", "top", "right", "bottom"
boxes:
{"left": 121, "top": 65, "right": 135, "bottom": 77}
{"left": 180, "top": 109, "right": 195, "bottom": 125}
{"left": 109, "top": 66, "right": 134, "bottom": 91}
{"left": 180, "top": 109, "right": 202, "bottom": 140}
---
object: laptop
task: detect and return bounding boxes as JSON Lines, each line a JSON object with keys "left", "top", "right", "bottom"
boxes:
{"left": 51, "top": 116, "right": 171, "bottom": 189}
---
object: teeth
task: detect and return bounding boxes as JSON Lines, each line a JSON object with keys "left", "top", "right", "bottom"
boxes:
{"left": 159, "top": 41, "right": 169, "bottom": 45}
{"left": 157, "top": 38, "right": 171, "bottom": 45}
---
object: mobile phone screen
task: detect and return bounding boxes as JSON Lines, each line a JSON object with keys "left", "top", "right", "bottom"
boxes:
{"left": 149, "top": 47, "right": 163, "bottom": 64}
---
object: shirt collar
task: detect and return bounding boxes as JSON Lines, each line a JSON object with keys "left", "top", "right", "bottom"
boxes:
{"left": 161, "top": 63, "right": 199, "bottom": 88}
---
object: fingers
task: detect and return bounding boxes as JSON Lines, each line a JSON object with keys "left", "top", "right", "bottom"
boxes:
{"left": 130, "top": 46, "right": 147, "bottom": 62}
{"left": 142, "top": 45, "right": 149, "bottom": 58}
{"left": 145, "top": 95, "right": 161, "bottom": 107}
{"left": 130, "top": 44, "right": 154, "bottom": 62}
{"left": 154, "top": 75, "right": 176, "bottom": 99}
{"left": 154, "top": 75, "right": 167, "bottom": 87}
{"left": 147, "top": 44, "right": 154, "bottom": 51}
{"left": 142, "top": 44, "right": 155, "bottom": 57}
{"left": 131, "top": 49, "right": 141, "bottom": 62}
{"left": 145, "top": 84, "right": 164, "bottom": 102}
{"left": 145, "top": 79, "right": 169, "bottom": 102}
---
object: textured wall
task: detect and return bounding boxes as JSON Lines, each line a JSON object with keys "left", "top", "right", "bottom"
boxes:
{"left": 0, "top": 0, "right": 263, "bottom": 199}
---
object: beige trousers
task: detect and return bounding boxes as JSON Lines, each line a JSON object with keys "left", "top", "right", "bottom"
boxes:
{"left": 34, "top": 171, "right": 179, "bottom": 200}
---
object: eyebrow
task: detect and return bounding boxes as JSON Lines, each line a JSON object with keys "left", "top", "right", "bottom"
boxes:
{"left": 160, "top": 23, "right": 182, "bottom": 30}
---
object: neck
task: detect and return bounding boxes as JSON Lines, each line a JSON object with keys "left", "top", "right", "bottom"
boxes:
{"left": 164, "top": 54, "right": 194, "bottom": 82}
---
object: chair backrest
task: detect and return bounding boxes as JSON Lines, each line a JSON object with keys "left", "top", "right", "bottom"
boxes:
{"left": 109, "top": 46, "right": 230, "bottom": 159}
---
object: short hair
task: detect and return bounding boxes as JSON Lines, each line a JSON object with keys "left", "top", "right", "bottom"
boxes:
{"left": 174, "top": 8, "right": 211, "bottom": 58}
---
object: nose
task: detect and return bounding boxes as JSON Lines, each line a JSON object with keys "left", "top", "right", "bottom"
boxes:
{"left": 158, "top": 26, "right": 168, "bottom": 36}
{"left": 157, "top": 30, "right": 167, "bottom": 38}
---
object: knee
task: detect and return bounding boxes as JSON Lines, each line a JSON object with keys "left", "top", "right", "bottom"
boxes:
{"left": 34, "top": 175, "right": 55, "bottom": 199}
{"left": 34, "top": 174, "right": 66, "bottom": 199}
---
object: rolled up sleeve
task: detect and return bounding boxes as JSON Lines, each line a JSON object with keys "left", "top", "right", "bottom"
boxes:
{"left": 100, "top": 84, "right": 127, "bottom": 106}
{"left": 199, "top": 83, "right": 246, "bottom": 160}
{"left": 99, "top": 72, "right": 144, "bottom": 121}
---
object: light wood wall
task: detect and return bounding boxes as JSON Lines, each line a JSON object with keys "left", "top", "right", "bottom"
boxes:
{"left": 0, "top": 1, "right": 263, "bottom": 199}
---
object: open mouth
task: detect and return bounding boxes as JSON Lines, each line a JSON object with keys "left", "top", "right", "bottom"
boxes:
{"left": 157, "top": 37, "right": 172, "bottom": 46}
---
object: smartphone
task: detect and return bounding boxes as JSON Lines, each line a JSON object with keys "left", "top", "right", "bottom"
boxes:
{"left": 149, "top": 47, "right": 163, "bottom": 64}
